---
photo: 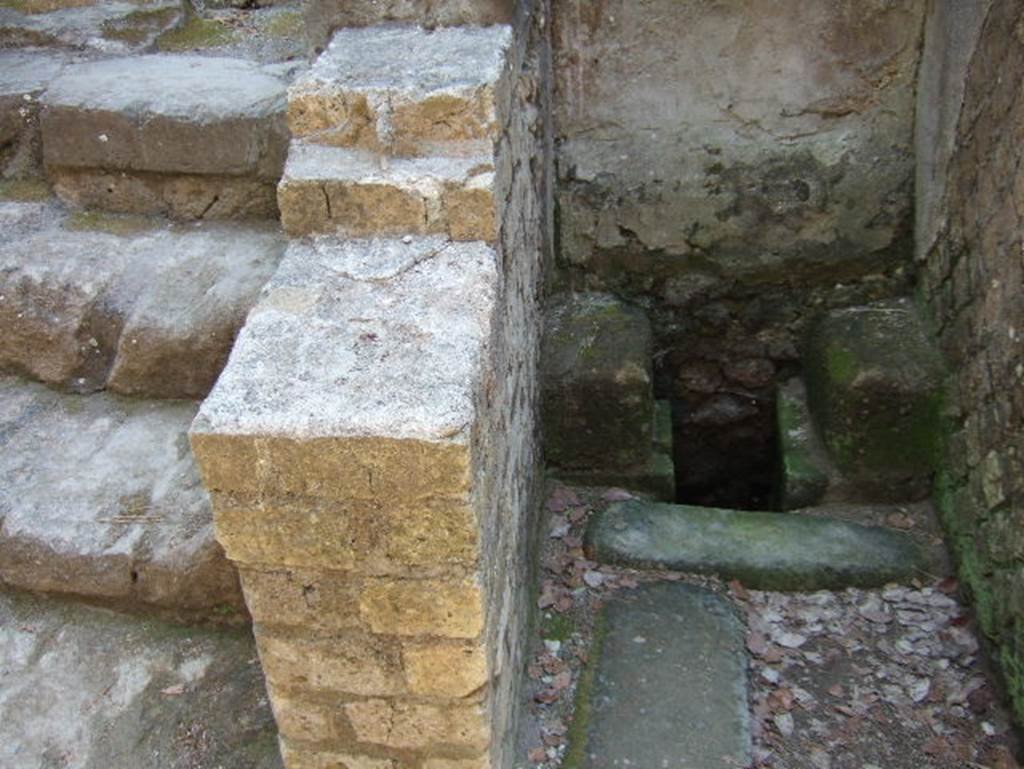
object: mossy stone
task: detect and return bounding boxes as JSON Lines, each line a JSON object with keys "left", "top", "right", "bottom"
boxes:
{"left": 102, "top": 6, "right": 180, "bottom": 44}
{"left": 776, "top": 378, "right": 831, "bottom": 510}
{"left": 156, "top": 16, "right": 236, "bottom": 51}
{"left": 541, "top": 292, "right": 655, "bottom": 471}
{"left": 804, "top": 299, "right": 947, "bottom": 502}
{"left": 587, "top": 499, "right": 932, "bottom": 590}
{"left": 0, "top": 178, "right": 50, "bottom": 201}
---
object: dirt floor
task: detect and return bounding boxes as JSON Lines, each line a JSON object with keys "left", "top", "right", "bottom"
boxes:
{"left": 516, "top": 483, "right": 1021, "bottom": 769}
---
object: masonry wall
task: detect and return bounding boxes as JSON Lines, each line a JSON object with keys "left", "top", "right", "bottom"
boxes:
{"left": 549, "top": 0, "right": 927, "bottom": 505}
{"left": 474, "top": 1, "right": 552, "bottom": 766}
{"left": 916, "top": 0, "right": 1024, "bottom": 720}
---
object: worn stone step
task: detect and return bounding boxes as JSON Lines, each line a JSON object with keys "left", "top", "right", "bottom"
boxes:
{"left": 0, "top": 0, "right": 184, "bottom": 53}
{"left": 289, "top": 24, "right": 511, "bottom": 155}
{"left": 0, "top": 49, "right": 75, "bottom": 181}
{"left": 567, "top": 582, "right": 751, "bottom": 769}
{"left": 304, "top": 0, "right": 512, "bottom": 54}
{"left": 0, "top": 200, "right": 283, "bottom": 398}
{"left": 41, "top": 53, "right": 291, "bottom": 219}
{"left": 0, "top": 376, "right": 244, "bottom": 618}
{"left": 586, "top": 499, "right": 932, "bottom": 590}
{"left": 0, "top": 590, "right": 281, "bottom": 769}
{"left": 277, "top": 141, "right": 496, "bottom": 239}
{"left": 804, "top": 299, "right": 947, "bottom": 502}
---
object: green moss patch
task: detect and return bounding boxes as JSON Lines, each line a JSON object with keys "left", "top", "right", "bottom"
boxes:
{"left": 0, "top": 178, "right": 50, "bottom": 202}
{"left": 561, "top": 609, "right": 606, "bottom": 769}
{"left": 540, "top": 611, "right": 576, "bottom": 643}
{"left": 68, "top": 211, "right": 156, "bottom": 236}
{"left": 156, "top": 16, "right": 236, "bottom": 51}
{"left": 261, "top": 9, "right": 303, "bottom": 38}
{"left": 102, "top": 6, "right": 179, "bottom": 44}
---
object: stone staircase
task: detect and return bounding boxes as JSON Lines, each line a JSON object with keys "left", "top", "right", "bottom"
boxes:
{"left": 0, "top": 0, "right": 311, "bottom": 762}
{"left": 4, "top": 3, "right": 544, "bottom": 768}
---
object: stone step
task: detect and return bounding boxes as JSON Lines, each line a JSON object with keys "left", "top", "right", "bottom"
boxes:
{"left": 586, "top": 499, "right": 932, "bottom": 590}
{"left": 0, "top": 0, "right": 184, "bottom": 53}
{"left": 304, "top": 0, "right": 512, "bottom": 54}
{"left": 0, "top": 49, "right": 76, "bottom": 181}
{"left": 0, "top": 200, "right": 283, "bottom": 398}
{"left": 289, "top": 24, "right": 511, "bottom": 155}
{"left": 567, "top": 582, "right": 751, "bottom": 769}
{"left": 41, "top": 53, "right": 291, "bottom": 219}
{"left": 0, "top": 376, "right": 244, "bottom": 618}
{"left": 0, "top": 590, "right": 281, "bottom": 769}
{"left": 277, "top": 141, "right": 496, "bottom": 240}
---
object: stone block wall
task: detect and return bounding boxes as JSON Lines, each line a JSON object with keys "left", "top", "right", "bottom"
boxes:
{"left": 916, "top": 0, "right": 1024, "bottom": 719}
{"left": 190, "top": 7, "right": 551, "bottom": 769}
{"left": 472, "top": 3, "right": 552, "bottom": 765}
{"left": 548, "top": 0, "right": 927, "bottom": 506}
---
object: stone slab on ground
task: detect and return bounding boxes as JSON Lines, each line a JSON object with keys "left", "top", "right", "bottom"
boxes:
{"left": 804, "top": 299, "right": 947, "bottom": 502}
{"left": 0, "top": 203, "right": 284, "bottom": 397}
{"left": 0, "top": 0, "right": 183, "bottom": 53}
{"left": 541, "top": 292, "right": 655, "bottom": 471}
{"left": 776, "top": 377, "right": 832, "bottom": 510}
{"left": 0, "top": 590, "right": 281, "bottom": 769}
{"left": 0, "top": 48, "right": 73, "bottom": 179}
{"left": 277, "top": 141, "right": 496, "bottom": 239}
{"left": 41, "top": 54, "right": 289, "bottom": 180}
{"left": 0, "top": 376, "right": 244, "bottom": 618}
{"left": 587, "top": 499, "right": 931, "bottom": 590}
{"left": 570, "top": 582, "right": 751, "bottom": 769}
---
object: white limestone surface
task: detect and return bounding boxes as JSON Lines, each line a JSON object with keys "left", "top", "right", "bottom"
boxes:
{"left": 0, "top": 377, "right": 242, "bottom": 614}
{"left": 0, "top": 591, "right": 281, "bottom": 769}
{"left": 42, "top": 53, "right": 287, "bottom": 122}
{"left": 294, "top": 24, "right": 511, "bottom": 99}
{"left": 193, "top": 235, "right": 498, "bottom": 442}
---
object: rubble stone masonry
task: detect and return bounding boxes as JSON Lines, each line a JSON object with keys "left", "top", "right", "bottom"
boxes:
{"left": 917, "top": 0, "right": 1024, "bottom": 719}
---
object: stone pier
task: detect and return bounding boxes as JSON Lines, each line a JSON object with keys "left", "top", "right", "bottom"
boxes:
{"left": 190, "top": 10, "right": 550, "bottom": 769}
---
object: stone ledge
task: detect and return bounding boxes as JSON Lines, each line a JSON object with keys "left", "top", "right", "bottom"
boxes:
{"left": 192, "top": 235, "right": 497, "bottom": 444}
{"left": 303, "top": 0, "right": 513, "bottom": 54}
{"left": 41, "top": 54, "right": 289, "bottom": 179}
{"left": 278, "top": 143, "right": 496, "bottom": 239}
{"left": 0, "top": 49, "right": 72, "bottom": 179}
{"left": 0, "top": 376, "right": 244, "bottom": 618}
{"left": 49, "top": 167, "right": 281, "bottom": 219}
{"left": 0, "top": 590, "right": 280, "bottom": 769}
{"left": 0, "top": 201, "right": 284, "bottom": 397}
{"left": 587, "top": 499, "right": 933, "bottom": 590}
{"left": 289, "top": 24, "right": 511, "bottom": 154}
